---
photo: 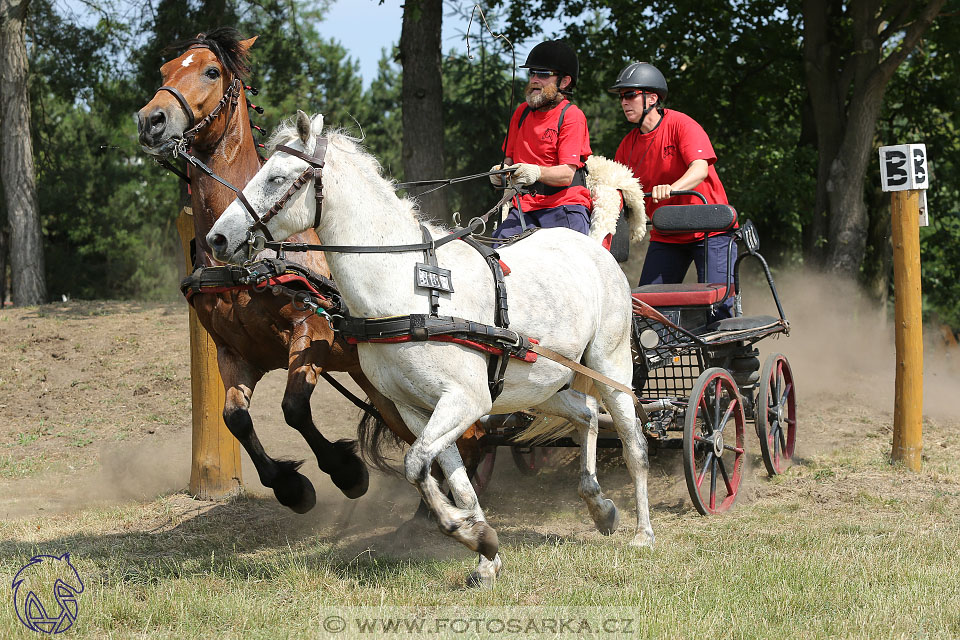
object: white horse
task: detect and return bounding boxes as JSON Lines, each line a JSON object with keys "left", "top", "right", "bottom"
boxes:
{"left": 207, "top": 111, "right": 654, "bottom": 586}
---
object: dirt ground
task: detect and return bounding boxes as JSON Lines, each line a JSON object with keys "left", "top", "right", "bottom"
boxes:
{"left": 1, "top": 271, "right": 959, "bottom": 552}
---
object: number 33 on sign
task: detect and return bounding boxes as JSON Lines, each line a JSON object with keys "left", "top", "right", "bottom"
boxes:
{"left": 879, "top": 143, "right": 930, "bottom": 227}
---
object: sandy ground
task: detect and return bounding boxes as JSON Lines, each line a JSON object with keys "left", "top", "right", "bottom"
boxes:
{"left": 1, "top": 271, "right": 958, "bottom": 559}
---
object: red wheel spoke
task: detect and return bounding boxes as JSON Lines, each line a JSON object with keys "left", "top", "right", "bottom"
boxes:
{"left": 779, "top": 382, "right": 792, "bottom": 408}
{"left": 717, "top": 398, "right": 737, "bottom": 435}
{"left": 712, "top": 379, "right": 723, "bottom": 430}
{"left": 724, "top": 444, "right": 744, "bottom": 454}
{"left": 709, "top": 456, "right": 718, "bottom": 510}
{"left": 696, "top": 452, "right": 714, "bottom": 489}
{"left": 717, "top": 456, "right": 734, "bottom": 494}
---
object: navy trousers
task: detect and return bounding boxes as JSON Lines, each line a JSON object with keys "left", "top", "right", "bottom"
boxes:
{"left": 492, "top": 204, "right": 591, "bottom": 240}
{"left": 639, "top": 236, "right": 738, "bottom": 320}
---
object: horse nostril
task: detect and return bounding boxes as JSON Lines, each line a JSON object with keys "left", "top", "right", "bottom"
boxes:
{"left": 149, "top": 109, "right": 166, "bottom": 135}
{"left": 209, "top": 234, "right": 228, "bottom": 253}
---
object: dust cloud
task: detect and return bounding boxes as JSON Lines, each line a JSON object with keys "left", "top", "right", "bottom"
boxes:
{"left": 744, "top": 268, "right": 959, "bottom": 421}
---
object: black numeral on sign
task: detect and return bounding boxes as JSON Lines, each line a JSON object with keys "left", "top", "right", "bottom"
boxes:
{"left": 913, "top": 148, "right": 926, "bottom": 185}
{"left": 884, "top": 150, "right": 908, "bottom": 186}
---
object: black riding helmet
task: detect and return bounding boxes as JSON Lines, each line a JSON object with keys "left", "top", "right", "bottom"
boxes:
{"left": 608, "top": 62, "right": 668, "bottom": 124}
{"left": 521, "top": 40, "right": 579, "bottom": 92}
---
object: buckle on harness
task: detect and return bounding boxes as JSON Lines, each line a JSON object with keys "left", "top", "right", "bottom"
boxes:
{"left": 410, "top": 314, "right": 429, "bottom": 341}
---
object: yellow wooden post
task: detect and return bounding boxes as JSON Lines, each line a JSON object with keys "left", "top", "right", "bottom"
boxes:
{"left": 880, "top": 143, "right": 928, "bottom": 471}
{"left": 890, "top": 190, "right": 923, "bottom": 470}
{"left": 176, "top": 207, "right": 243, "bottom": 497}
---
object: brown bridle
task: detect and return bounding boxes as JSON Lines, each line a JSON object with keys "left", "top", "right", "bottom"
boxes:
{"left": 246, "top": 135, "right": 328, "bottom": 243}
{"left": 154, "top": 43, "right": 243, "bottom": 153}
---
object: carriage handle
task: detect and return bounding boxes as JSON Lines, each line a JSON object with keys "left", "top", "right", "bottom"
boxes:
{"left": 641, "top": 189, "right": 708, "bottom": 204}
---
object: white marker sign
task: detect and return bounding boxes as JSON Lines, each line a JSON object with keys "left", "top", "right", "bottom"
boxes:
{"left": 879, "top": 143, "right": 928, "bottom": 192}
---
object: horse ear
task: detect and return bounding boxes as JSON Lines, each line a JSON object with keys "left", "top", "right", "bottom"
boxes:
{"left": 239, "top": 36, "right": 258, "bottom": 51}
{"left": 311, "top": 114, "right": 325, "bottom": 136}
{"left": 296, "top": 110, "right": 312, "bottom": 145}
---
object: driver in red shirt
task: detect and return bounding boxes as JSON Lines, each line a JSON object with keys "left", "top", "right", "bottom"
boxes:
{"left": 611, "top": 61, "right": 736, "bottom": 319}
{"left": 489, "top": 40, "right": 592, "bottom": 240}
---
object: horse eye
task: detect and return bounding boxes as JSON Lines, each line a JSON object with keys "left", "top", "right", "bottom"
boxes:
{"left": 205, "top": 67, "right": 220, "bottom": 79}
{"left": 269, "top": 176, "right": 286, "bottom": 185}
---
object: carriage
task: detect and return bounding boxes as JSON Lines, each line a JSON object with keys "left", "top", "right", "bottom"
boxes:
{"left": 476, "top": 191, "right": 796, "bottom": 515}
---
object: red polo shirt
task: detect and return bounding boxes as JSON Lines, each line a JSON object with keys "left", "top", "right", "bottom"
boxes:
{"left": 503, "top": 99, "right": 592, "bottom": 212}
{"left": 614, "top": 109, "right": 730, "bottom": 243}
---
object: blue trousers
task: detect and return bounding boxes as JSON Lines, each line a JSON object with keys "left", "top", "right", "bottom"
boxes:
{"left": 492, "top": 204, "right": 591, "bottom": 240}
{"left": 639, "top": 236, "right": 738, "bottom": 320}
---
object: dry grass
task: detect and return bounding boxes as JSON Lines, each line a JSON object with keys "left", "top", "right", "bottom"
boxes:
{"left": 1, "top": 293, "right": 959, "bottom": 638}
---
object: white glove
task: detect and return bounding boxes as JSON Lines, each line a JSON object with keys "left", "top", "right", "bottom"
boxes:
{"left": 489, "top": 164, "right": 507, "bottom": 186}
{"left": 508, "top": 163, "right": 541, "bottom": 187}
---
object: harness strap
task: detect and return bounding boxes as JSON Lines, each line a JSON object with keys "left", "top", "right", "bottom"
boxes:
{"left": 334, "top": 314, "right": 535, "bottom": 361}
{"left": 319, "top": 372, "right": 384, "bottom": 422}
{"left": 526, "top": 342, "right": 646, "bottom": 418}
{"left": 262, "top": 224, "right": 476, "bottom": 255}
{"left": 420, "top": 224, "right": 441, "bottom": 316}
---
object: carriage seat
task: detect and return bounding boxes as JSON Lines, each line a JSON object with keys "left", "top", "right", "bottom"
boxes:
{"left": 631, "top": 283, "right": 730, "bottom": 307}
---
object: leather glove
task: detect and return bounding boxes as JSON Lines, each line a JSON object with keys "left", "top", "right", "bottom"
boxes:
{"left": 489, "top": 164, "right": 507, "bottom": 186}
{"left": 508, "top": 163, "right": 541, "bottom": 187}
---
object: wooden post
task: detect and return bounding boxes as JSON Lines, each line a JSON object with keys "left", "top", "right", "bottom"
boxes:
{"left": 880, "top": 143, "right": 928, "bottom": 471}
{"left": 176, "top": 207, "right": 243, "bottom": 497}
{"left": 890, "top": 190, "right": 923, "bottom": 470}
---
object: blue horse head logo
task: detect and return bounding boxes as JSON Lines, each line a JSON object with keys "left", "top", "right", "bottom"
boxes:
{"left": 12, "top": 553, "right": 84, "bottom": 634}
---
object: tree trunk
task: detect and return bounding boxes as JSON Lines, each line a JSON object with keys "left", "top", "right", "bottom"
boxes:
{"left": 801, "top": 0, "right": 946, "bottom": 279}
{"left": 0, "top": 0, "right": 46, "bottom": 305}
{"left": 0, "top": 226, "right": 8, "bottom": 307}
{"left": 399, "top": 0, "right": 449, "bottom": 223}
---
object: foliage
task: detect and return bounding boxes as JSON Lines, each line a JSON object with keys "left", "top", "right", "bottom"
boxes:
{"left": 3, "top": 0, "right": 959, "bottom": 329}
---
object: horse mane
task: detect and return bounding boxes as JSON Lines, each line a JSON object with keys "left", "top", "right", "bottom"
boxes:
{"left": 167, "top": 26, "right": 251, "bottom": 79}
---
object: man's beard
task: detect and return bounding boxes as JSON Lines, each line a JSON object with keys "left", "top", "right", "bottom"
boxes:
{"left": 525, "top": 82, "right": 561, "bottom": 109}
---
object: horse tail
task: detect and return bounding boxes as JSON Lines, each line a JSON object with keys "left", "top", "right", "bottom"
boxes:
{"left": 356, "top": 405, "right": 405, "bottom": 476}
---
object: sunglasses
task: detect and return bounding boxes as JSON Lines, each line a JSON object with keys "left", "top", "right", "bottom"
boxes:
{"left": 618, "top": 89, "right": 647, "bottom": 100}
{"left": 529, "top": 69, "right": 557, "bottom": 79}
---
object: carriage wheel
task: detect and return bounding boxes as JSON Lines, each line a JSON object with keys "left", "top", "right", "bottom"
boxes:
{"left": 757, "top": 353, "right": 797, "bottom": 476}
{"left": 470, "top": 447, "right": 497, "bottom": 494}
{"left": 511, "top": 446, "right": 551, "bottom": 476}
{"left": 683, "top": 368, "right": 746, "bottom": 515}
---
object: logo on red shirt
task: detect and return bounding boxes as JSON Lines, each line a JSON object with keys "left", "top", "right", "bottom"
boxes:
{"left": 663, "top": 144, "right": 677, "bottom": 158}
{"left": 540, "top": 128, "right": 558, "bottom": 143}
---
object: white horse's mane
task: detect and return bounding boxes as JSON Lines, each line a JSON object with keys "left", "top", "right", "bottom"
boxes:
{"left": 265, "top": 116, "right": 446, "bottom": 230}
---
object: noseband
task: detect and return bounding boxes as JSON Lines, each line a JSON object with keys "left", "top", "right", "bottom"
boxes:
{"left": 244, "top": 135, "right": 328, "bottom": 248}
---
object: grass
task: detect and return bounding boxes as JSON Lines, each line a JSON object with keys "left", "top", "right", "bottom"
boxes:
{"left": 1, "top": 434, "right": 959, "bottom": 640}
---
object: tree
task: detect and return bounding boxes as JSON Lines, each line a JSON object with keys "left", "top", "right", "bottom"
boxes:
{"left": 802, "top": 0, "right": 949, "bottom": 275}
{"left": 398, "top": 0, "right": 448, "bottom": 222}
{"left": 1, "top": 0, "right": 46, "bottom": 304}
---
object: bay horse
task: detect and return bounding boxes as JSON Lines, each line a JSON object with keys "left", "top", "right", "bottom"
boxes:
{"left": 136, "top": 29, "right": 483, "bottom": 513}
{"left": 206, "top": 111, "right": 655, "bottom": 587}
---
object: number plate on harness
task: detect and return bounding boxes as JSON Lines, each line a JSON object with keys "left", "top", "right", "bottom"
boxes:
{"left": 414, "top": 263, "right": 454, "bottom": 293}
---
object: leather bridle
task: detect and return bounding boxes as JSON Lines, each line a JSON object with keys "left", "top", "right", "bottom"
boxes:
{"left": 154, "top": 44, "right": 243, "bottom": 152}
{"left": 244, "top": 134, "right": 328, "bottom": 249}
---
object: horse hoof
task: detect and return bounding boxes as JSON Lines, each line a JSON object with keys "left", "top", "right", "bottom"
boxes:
{"left": 330, "top": 442, "right": 369, "bottom": 499}
{"left": 466, "top": 570, "right": 496, "bottom": 589}
{"left": 595, "top": 499, "right": 620, "bottom": 536}
{"left": 466, "top": 554, "right": 502, "bottom": 589}
{"left": 274, "top": 473, "right": 317, "bottom": 514}
{"left": 629, "top": 530, "right": 656, "bottom": 550}
{"left": 333, "top": 462, "right": 369, "bottom": 499}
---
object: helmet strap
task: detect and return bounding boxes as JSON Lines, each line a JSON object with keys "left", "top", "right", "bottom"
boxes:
{"left": 637, "top": 93, "right": 663, "bottom": 131}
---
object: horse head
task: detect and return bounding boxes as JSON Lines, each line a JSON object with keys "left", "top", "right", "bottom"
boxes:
{"left": 137, "top": 27, "right": 256, "bottom": 156}
{"left": 208, "top": 110, "right": 327, "bottom": 263}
